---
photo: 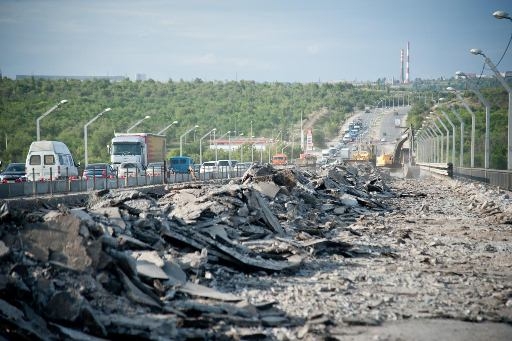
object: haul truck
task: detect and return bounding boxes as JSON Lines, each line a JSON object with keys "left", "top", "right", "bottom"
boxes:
{"left": 110, "top": 133, "right": 166, "bottom": 169}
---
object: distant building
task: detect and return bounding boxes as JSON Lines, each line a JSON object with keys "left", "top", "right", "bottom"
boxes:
{"left": 15, "top": 75, "right": 126, "bottom": 82}
{"left": 136, "top": 73, "right": 147, "bottom": 81}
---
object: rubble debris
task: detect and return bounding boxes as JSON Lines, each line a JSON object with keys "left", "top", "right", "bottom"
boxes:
{"left": 2, "top": 162, "right": 510, "bottom": 339}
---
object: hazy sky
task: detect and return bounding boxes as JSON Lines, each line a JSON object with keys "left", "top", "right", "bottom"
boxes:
{"left": 1, "top": 0, "right": 511, "bottom": 83}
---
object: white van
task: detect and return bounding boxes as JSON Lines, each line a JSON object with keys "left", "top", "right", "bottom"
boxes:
{"left": 25, "top": 141, "right": 79, "bottom": 181}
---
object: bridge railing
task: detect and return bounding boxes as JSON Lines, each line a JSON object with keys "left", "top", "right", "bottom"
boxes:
{"left": 416, "top": 162, "right": 453, "bottom": 178}
{"left": 416, "top": 162, "right": 512, "bottom": 191}
{"left": 0, "top": 165, "right": 251, "bottom": 199}
{"left": 453, "top": 167, "right": 512, "bottom": 191}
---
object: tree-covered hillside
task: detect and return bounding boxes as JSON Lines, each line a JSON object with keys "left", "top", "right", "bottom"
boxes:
{"left": 1, "top": 77, "right": 507, "bottom": 169}
{"left": 406, "top": 86, "right": 509, "bottom": 169}
{"left": 0, "top": 78, "right": 387, "bottom": 164}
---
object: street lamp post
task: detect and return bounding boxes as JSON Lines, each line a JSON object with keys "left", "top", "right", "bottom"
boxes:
{"left": 439, "top": 110, "right": 456, "bottom": 166}
{"left": 214, "top": 131, "right": 231, "bottom": 162}
{"left": 436, "top": 116, "right": 450, "bottom": 164}
{"left": 430, "top": 122, "right": 445, "bottom": 163}
{"left": 470, "top": 48, "right": 512, "bottom": 169}
{"left": 228, "top": 131, "right": 232, "bottom": 161}
{"left": 447, "top": 87, "right": 476, "bottom": 167}
{"left": 180, "top": 125, "right": 199, "bottom": 156}
{"left": 425, "top": 118, "right": 444, "bottom": 163}
{"left": 422, "top": 128, "right": 435, "bottom": 162}
{"left": 199, "top": 128, "right": 216, "bottom": 165}
{"left": 450, "top": 108, "right": 465, "bottom": 167}
{"left": 36, "top": 99, "right": 68, "bottom": 141}
{"left": 238, "top": 133, "right": 244, "bottom": 162}
{"left": 454, "top": 74, "right": 492, "bottom": 168}
{"left": 84, "top": 108, "right": 111, "bottom": 167}
{"left": 127, "top": 115, "right": 151, "bottom": 133}
{"left": 428, "top": 128, "right": 440, "bottom": 162}
{"left": 157, "top": 120, "right": 179, "bottom": 135}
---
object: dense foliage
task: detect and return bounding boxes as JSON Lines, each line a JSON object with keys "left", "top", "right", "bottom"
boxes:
{"left": 0, "top": 77, "right": 508, "bottom": 170}
{"left": 0, "top": 78, "right": 388, "bottom": 164}
{"left": 406, "top": 86, "right": 509, "bottom": 169}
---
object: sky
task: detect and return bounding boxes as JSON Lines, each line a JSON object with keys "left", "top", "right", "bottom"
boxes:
{"left": 0, "top": 0, "right": 511, "bottom": 83}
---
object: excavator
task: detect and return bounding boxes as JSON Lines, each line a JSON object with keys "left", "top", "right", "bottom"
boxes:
{"left": 350, "top": 144, "right": 376, "bottom": 163}
{"left": 375, "top": 128, "right": 420, "bottom": 178}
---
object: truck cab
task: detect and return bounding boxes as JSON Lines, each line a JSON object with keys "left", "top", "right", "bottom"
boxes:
{"left": 272, "top": 153, "right": 288, "bottom": 165}
{"left": 110, "top": 133, "right": 166, "bottom": 170}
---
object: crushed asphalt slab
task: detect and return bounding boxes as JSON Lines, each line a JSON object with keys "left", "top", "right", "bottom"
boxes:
{"left": 0, "top": 162, "right": 511, "bottom": 340}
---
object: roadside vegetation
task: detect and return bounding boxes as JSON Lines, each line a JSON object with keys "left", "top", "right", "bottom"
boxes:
{"left": 0, "top": 77, "right": 508, "bottom": 169}
{"left": 406, "top": 86, "right": 508, "bottom": 169}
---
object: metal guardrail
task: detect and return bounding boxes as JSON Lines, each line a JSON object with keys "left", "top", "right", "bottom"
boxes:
{"left": 417, "top": 162, "right": 454, "bottom": 178}
{"left": 416, "top": 162, "right": 512, "bottom": 191}
{"left": 0, "top": 167, "right": 250, "bottom": 199}
{"left": 453, "top": 167, "right": 512, "bottom": 191}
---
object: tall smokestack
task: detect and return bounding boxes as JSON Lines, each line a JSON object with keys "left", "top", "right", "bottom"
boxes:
{"left": 406, "top": 41, "right": 410, "bottom": 83}
{"left": 400, "top": 49, "right": 404, "bottom": 84}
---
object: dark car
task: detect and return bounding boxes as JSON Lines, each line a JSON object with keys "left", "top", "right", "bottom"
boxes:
{"left": 82, "top": 163, "right": 116, "bottom": 180}
{"left": 0, "top": 163, "right": 27, "bottom": 183}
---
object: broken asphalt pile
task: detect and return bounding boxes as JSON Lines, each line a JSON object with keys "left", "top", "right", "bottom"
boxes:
{"left": 0, "top": 162, "right": 394, "bottom": 340}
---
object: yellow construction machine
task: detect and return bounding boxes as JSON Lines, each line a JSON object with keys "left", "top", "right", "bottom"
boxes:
{"left": 376, "top": 152, "right": 394, "bottom": 167}
{"left": 350, "top": 144, "right": 376, "bottom": 163}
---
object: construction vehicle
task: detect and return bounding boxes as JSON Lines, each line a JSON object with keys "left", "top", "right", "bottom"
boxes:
{"left": 295, "top": 153, "right": 316, "bottom": 167}
{"left": 376, "top": 152, "right": 394, "bottom": 167}
{"left": 350, "top": 144, "right": 376, "bottom": 163}
{"left": 272, "top": 153, "right": 288, "bottom": 166}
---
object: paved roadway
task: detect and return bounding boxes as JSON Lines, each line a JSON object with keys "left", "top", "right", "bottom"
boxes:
{"left": 321, "top": 105, "right": 410, "bottom": 159}
{"left": 372, "top": 106, "right": 409, "bottom": 156}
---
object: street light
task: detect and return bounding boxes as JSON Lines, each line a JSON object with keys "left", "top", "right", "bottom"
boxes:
{"left": 435, "top": 114, "right": 450, "bottom": 163}
{"left": 470, "top": 48, "right": 512, "bottom": 169}
{"left": 84, "top": 108, "right": 111, "bottom": 167}
{"left": 454, "top": 72, "right": 492, "bottom": 168}
{"left": 429, "top": 119, "right": 445, "bottom": 162}
{"left": 214, "top": 131, "right": 231, "bottom": 162}
{"left": 127, "top": 115, "right": 151, "bottom": 133}
{"left": 424, "top": 119, "right": 442, "bottom": 163}
{"left": 238, "top": 133, "right": 244, "bottom": 162}
{"left": 426, "top": 127, "right": 440, "bottom": 163}
{"left": 157, "top": 120, "right": 179, "bottom": 135}
{"left": 451, "top": 108, "right": 465, "bottom": 167}
{"left": 447, "top": 87, "right": 476, "bottom": 168}
{"left": 179, "top": 125, "right": 199, "bottom": 156}
{"left": 439, "top": 110, "right": 457, "bottom": 166}
{"left": 493, "top": 10, "right": 512, "bottom": 21}
{"left": 228, "top": 131, "right": 232, "bottom": 161}
{"left": 199, "top": 128, "right": 216, "bottom": 165}
{"left": 36, "top": 99, "right": 68, "bottom": 141}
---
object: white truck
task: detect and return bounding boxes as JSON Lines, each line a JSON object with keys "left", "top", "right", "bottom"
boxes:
{"left": 109, "top": 133, "right": 166, "bottom": 169}
{"left": 339, "top": 147, "right": 350, "bottom": 160}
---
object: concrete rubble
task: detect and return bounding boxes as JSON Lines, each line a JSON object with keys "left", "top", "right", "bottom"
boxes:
{"left": 1, "top": 162, "right": 511, "bottom": 340}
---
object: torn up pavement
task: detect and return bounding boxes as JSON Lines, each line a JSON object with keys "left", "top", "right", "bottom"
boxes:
{"left": 0, "top": 163, "right": 394, "bottom": 340}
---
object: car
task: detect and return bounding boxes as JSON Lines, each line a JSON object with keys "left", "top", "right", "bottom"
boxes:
{"left": 146, "top": 162, "right": 166, "bottom": 176}
{"left": 0, "top": 163, "right": 27, "bottom": 183}
{"left": 82, "top": 163, "right": 116, "bottom": 180}
{"left": 380, "top": 137, "right": 387, "bottom": 142}
{"left": 200, "top": 161, "right": 218, "bottom": 173}
{"left": 217, "top": 159, "right": 235, "bottom": 172}
{"left": 118, "top": 162, "right": 145, "bottom": 178}
{"left": 235, "top": 162, "right": 254, "bottom": 171}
